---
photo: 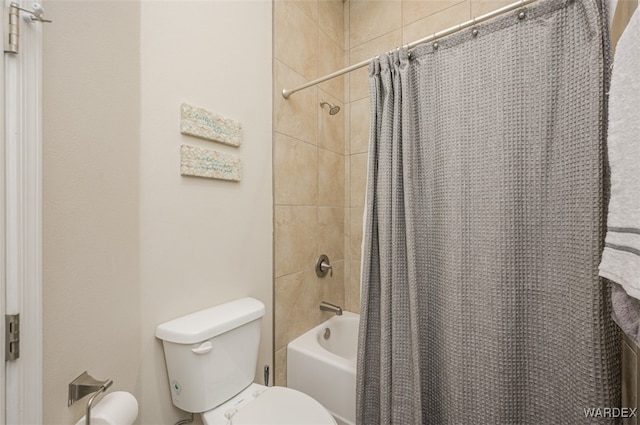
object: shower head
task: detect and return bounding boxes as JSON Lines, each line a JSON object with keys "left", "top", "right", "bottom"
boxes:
{"left": 320, "top": 100, "right": 340, "bottom": 115}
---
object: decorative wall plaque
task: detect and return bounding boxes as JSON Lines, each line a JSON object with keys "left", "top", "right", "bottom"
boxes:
{"left": 180, "top": 103, "right": 242, "bottom": 147}
{"left": 180, "top": 145, "right": 242, "bottom": 182}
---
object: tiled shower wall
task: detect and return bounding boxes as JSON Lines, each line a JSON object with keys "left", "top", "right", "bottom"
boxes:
{"left": 273, "top": 0, "right": 541, "bottom": 385}
{"left": 273, "top": 0, "right": 347, "bottom": 386}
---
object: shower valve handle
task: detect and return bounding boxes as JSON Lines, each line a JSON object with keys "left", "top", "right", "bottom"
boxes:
{"left": 316, "top": 255, "right": 333, "bottom": 277}
{"left": 320, "top": 261, "right": 333, "bottom": 277}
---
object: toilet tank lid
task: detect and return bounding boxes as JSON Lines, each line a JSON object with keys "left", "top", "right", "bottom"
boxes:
{"left": 155, "top": 297, "right": 265, "bottom": 344}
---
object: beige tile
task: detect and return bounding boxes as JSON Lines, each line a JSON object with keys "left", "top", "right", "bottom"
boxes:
{"left": 403, "top": 0, "right": 466, "bottom": 26}
{"left": 318, "top": 260, "right": 345, "bottom": 321}
{"left": 343, "top": 0, "right": 350, "bottom": 51}
{"left": 344, "top": 130, "right": 351, "bottom": 208}
{"left": 350, "top": 153, "right": 368, "bottom": 207}
{"left": 344, "top": 138, "right": 351, "bottom": 214}
{"left": 349, "top": 207, "right": 364, "bottom": 259}
{"left": 470, "top": 0, "right": 514, "bottom": 17}
{"left": 319, "top": 0, "right": 345, "bottom": 47}
{"left": 344, "top": 267, "right": 352, "bottom": 311}
{"left": 350, "top": 29, "right": 402, "bottom": 63}
{"left": 403, "top": 1, "right": 470, "bottom": 45}
{"left": 343, "top": 49, "right": 351, "bottom": 102}
{"left": 318, "top": 207, "right": 345, "bottom": 262}
{"left": 295, "top": 270, "right": 325, "bottom": 325}
{"left": 349, "top": 67, "right": 370, "bottom": 103}
{"left": 275, "top": 347, "right": 288, "bottom": 387}
{"left": 318, "top": 34, "right": 346, "bottom": 102}
{"left": 349, "top": 29, "right": 402, "bottom": 101}
{"left": 344, "top": 208, "right": 351, "bottom": 261}
{"left": 350, "top": 0, "right": 401, "bottom": 48}
{"left": 319, "top": 149, "right": 345, "bottom": 207}
{"left": 348, "top": 259, "right": 362, "bottom": 313}
{"left": 318, "top": 90, "right": 345, "bottom": 154}
{"left": 275, "top": 0, "right": 319, "bottom": 81}
{"left": 275, "top": 206, "right": 317, "bottom": 277}
{"left": 275, "top": 271, "right": 320, "bottom": 350}
{"left": 291, "top": 0, "right": 319, "bottom": 21}
{"left": 343, "top": 260, "right": 351, "bottom": 306}
{"left": 350, "top": 96, "right": 370, "bottom": 154}
{"left": 343, "top": 99, "right": 351, "bottom": 155}
{"left": 284, "top": 261, "right": 345, "bottom": 326}
{"left": 274, "top": 60, "right": 318, "bottom": 144}
{"left": 274, "top": 132, "right": 318, "bottom": 206}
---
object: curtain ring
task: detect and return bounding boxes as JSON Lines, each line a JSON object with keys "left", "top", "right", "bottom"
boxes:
{"left": 471, "top": 21, "right": 479, "bottom": 37}
{"left": 517, "top": 1, "right": 527, "bottom": 20}
{"left": 471, "top": 17, "right": 479, "bottom": 37}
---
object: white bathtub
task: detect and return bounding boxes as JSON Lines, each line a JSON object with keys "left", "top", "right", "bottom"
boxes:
{"left": 287, "top": 312, "right": 359, "bottom": 425}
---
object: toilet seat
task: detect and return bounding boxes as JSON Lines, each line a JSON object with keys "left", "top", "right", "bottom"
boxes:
{"left": 201, "top": 384, "right": 337, "bottom": 425}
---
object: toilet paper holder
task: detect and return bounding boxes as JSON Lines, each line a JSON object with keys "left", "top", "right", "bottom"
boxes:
{"left": 68, "top": 371, "right": 113, "bottom": 425}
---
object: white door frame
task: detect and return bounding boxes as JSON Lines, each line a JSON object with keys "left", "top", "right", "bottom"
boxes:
{"left": 3, "top": 0, "right": 43, "bottom": 423}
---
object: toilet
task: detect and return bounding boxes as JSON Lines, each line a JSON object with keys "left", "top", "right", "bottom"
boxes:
{"left": 155, "top": 297, "right": 337, "bottom": 425}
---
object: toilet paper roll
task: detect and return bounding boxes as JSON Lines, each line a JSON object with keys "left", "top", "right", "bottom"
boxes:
{"left": 75, "top": 391, "right": 138, "bottom": 425}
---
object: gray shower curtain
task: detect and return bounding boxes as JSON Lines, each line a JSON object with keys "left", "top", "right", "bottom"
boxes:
{"left": 357, "top": 1, "right": 620, "bottom": 424}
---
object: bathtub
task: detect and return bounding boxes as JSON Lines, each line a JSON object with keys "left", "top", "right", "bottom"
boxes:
{"left": 287, "top": 311, "right": 359, "bottom": 425}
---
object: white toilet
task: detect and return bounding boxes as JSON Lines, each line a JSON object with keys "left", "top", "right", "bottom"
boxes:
{"left": 155, "top": 297, "right": 337, "bottom": 425}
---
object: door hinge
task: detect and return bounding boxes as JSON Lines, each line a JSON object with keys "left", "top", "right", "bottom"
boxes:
{"left": 6, "top": 314, "right": 20, "bottom": 361}
{"left": 4, "top": 2, "right": 52, "bottom": 54}
{"left": 4, "top": 3, "right": 19, "bottom": 54}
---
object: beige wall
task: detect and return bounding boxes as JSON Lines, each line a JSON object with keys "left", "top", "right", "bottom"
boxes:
{"left": 345, "top": 0, "right": 515, "bottom": 313}
{"left": 43, "top": 1, "right": 272, "bottom": 423}
{"left": 273, "top": 0, "right": 347, "bottom": 386}
{"left": 138, "top": 1, "right": 272, "bottom": 423}
{"left": 43, "top": 1, "right": 141, "bottom": 423}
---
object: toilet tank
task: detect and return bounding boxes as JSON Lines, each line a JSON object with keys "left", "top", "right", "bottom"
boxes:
{"left": 155, "top": 297, "right": 265, "bottom": 413}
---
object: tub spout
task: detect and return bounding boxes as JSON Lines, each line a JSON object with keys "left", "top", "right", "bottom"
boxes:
{"left": 320, "top": 301, "right": 342, "bottom": 316}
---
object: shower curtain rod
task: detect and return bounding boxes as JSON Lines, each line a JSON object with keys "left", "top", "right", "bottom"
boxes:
{"left": 282, "top": 0, "right": 539, "bottom": 99}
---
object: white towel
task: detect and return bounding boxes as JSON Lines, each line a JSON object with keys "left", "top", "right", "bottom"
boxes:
{"left": 599, "top": 6, "right": 640, "bottom": 300}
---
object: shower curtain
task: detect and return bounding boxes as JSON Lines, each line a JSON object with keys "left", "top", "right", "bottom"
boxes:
{"left": 357, "top": 1, "right": 620, "bottom": 424}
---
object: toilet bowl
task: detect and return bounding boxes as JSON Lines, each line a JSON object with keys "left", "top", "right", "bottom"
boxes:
{"left": 201, "top": 383, "right": 336, "bottom": 425}
{"left": 155, "top": 297, "right": 336, "bottom": 425}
